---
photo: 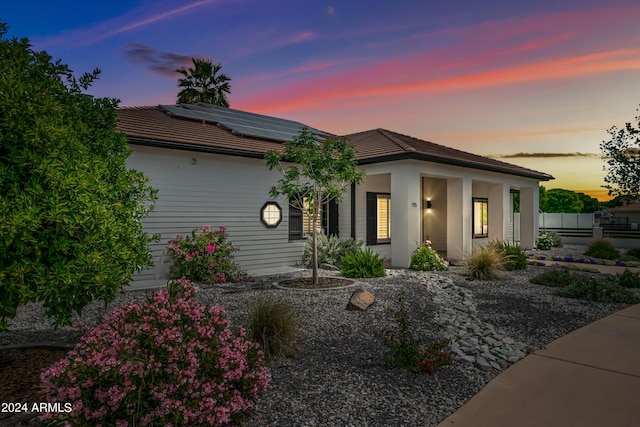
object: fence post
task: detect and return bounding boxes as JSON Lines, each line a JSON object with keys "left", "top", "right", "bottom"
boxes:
{"left": 593, "top": 226, "right": 603, "bottom": 240}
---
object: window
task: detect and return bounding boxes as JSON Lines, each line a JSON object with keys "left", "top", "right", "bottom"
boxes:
{"left": 366, "top": 192, "right": 391, "bottom": 245}
{"left": 288, "top": 197, "right": 339, "bottom": 241}
{"left": 288, "top": 201, "right": 304, "bottom": 241}
{"left": 260, "top": 202, "right": 282, "bottom": 228}
{"left": 473, "top": 198, "right": 488, "bottom": 238}
{"left": 301, "top": 198, "right": 322, "bottom": 236}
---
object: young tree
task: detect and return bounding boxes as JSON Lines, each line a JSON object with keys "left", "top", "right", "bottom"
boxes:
{"left": 601, "top": 107, "right": 640, "bottom": 200}
{"left": 265, "top": 129, "right": 365, "bottom": 285}
{"left": 0, "top": 23, "right": 158, "bottom": 330}
{"left": 176, "top": 58, "right": 231, "bottom": 106}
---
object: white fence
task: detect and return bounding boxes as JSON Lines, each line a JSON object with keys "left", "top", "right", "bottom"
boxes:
{"left": 536, "top": 213, "right": 639, "bottom": 248}
{"left": 512, "top": 212, "right": 639, "bottom": 248}
{"left": 539, "top": 213, "right": 594, "bottom": 229}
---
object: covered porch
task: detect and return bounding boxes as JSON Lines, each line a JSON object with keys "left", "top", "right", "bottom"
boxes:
{"left": 354, "top": 160, "right": 540, "bottom": 268}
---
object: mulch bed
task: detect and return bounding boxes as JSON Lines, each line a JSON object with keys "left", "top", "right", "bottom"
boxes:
{"left": 0, "top": 347, "right": 69, "bottom": 423}
{"left": 277, "top": 277, "right": 355, "bottom": 289}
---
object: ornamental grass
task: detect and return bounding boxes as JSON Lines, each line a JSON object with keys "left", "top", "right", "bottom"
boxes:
{"left": 466, "top": 247, "right": 505, "bottom": 280}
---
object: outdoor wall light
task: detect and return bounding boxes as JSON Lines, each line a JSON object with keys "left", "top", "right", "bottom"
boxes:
{"left": 260, "top": 201, "right": 282, "bottom": 228}
{"left": 426, "top": 200, "right": 433, "bottom": 209}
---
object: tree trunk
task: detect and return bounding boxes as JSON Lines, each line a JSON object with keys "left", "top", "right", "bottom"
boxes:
{"left": 312, "top": 197, "right": 319, "bottom": 285}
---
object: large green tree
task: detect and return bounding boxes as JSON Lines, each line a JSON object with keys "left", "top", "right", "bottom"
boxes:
{"left": 176, "top": 58, "right": 231, "bottom": 106}
{"left": 541, "top": 188, "right": 584, "bottom": 213}
{"left": 539, "top": 186, "right": 600, "bottom": 213}
{"left": 266, "top": 129, "right": 365, "bottom": 285}
{"left": 0, "top": 23, "right": 158, "bottom": 329}
{"left": 539, "top": 185, "right": 549, "bottom": 210}
{"left": 576, "top": 192, "right": 600, "bottom": 213}
{"left": 601, "top": 107, "right": 640, "bottom": 200}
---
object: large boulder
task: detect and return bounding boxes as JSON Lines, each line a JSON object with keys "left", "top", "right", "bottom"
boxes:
{"left": 346, "top": 288, "right": 375, "bottom": 311}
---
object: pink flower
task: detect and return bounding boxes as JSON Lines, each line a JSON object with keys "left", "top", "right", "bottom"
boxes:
{"left": 40, "top": 278, "right": 270, "bottom": 426}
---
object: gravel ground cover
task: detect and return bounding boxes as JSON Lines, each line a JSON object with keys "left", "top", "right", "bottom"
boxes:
{"left": 2, "top": 247, "right": 639, "bottom": 426}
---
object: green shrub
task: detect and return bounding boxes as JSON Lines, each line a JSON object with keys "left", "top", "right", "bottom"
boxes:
{"left": 535, "top": 232, "right": 555, "bottom": 250}
{"left": 530, "top": 268, "right": 576, "bottom": 287}
{"left": 0, "top": 24, "right": 158, "bottom": 330}
{"left": 340, "top": 248, "right": 386, "bottom": 278}
{"left": 548, "top": 231, "right": 563, "bottom": 247}
{"left": 303, "top": 233, "right": 362, "bottom": 267}
{"left": 246, "top": 295, "right": 299, "bottom": 358}
{"left": 616, "top": 269, "right": 640, "bottom": 288}
{"left": 489, "top": 240, "right": 528, "bottom": 271}
{"left": 376, "top": 291, "right": 452, "bottom": 374}
{"left": 165, "top": 226, "right": 248, "bottom": 283}
{"left": 554, "top": 277, "right": 640, "bottom": 304}
{"left": 625, "top": 247, "right": 640, "bottom": 259}
{"left": 466, "top": 247, "right": 504, "bottom": 280}
{"left": 584, "top": 239, "right": 620, "bottom": 260}
{"left": 410, "top": 244, "right": 448, "bottom": 271}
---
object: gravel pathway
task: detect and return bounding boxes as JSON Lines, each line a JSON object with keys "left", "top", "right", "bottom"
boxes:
{"left": 2, "top": 258, "right": 638, "bottom": 426}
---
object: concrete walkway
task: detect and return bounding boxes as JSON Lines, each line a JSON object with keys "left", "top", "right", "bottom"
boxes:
{"left": 533, "top": 259, "right": 640, "bottom": 275}
{"left": 437, "top": 303, "right": 640, "bottom": 427}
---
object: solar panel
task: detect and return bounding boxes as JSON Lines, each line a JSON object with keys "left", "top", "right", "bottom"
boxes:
{"left": 160, "top": 103, "right": 330, "bottom": 142}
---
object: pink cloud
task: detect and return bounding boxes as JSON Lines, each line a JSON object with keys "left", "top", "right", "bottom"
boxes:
{"left": 287, "top": 60, "right": 337, "bottom": 74}
{"left": 280, "top": 31, "right": 315, "bottom": 45}
{"left": 236, "top": 47, "right": 640, "bottom": 115}
{"left": 235, "top": 5, "right": 640, "bottom": 116}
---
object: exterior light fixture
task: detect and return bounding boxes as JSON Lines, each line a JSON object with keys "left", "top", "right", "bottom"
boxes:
{"left": 426, "top": 200, "right": 433, "bottom": 209}
{"left": 260, "top": 202, "right": 282, "bottom": 228}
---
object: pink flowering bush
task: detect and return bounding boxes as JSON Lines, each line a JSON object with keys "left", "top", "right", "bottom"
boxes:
{"left": 165, "top": 226, "right": 249, "bottom": 283}
{"left": 40, "top": 278, "right": 270, "bottom": 426}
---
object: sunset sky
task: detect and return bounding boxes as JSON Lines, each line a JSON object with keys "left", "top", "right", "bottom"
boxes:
{"left": 4, "top": 0, "right": 640, "bottom": 200}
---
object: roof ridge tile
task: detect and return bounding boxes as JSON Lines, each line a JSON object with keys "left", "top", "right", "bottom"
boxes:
{"left": 377, "top": 128, "right": 416, "bottom": 152}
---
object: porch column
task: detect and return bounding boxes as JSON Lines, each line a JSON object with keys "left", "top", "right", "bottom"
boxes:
{"left": 519, "top": 186, "right": 539, "bottom": 249}
{"left": 447, "top": 177, "right": 472, "bottom": 261}
{"left": 390, "top": 168, "right": 421, "bottom": 267}
{"left": 488, "top": 183, "right": 509, "bottom": 241}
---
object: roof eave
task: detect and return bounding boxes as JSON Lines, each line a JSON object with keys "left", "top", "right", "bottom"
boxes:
{"left": 357, "top": 152, "right": 553, "bottom": 181}
{"left": 127, "top": 137, "right": 267, "bottom": 159}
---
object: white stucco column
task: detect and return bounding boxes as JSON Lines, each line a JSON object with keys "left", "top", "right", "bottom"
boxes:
{"left": 519, "top": 186, "right": 539, "bottom": 249}
{"left": 390, "top": 168, "right": 421, "bottom": 267}
{"left": 488, "top": 183, "right": 509, "bottom": 241}
{"left": 447, "top": 177, "right": 472, "bottom": 261}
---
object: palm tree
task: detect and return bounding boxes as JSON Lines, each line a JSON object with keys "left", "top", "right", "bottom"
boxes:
{"left": 176, "top": 58, "right": 231, "bottom": 107}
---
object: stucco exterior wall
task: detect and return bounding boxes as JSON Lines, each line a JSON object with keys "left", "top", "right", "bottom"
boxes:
{"left": 357, "top": 159, "right": 541, "bottom": 266}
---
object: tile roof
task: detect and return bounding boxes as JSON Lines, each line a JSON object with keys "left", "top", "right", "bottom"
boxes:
{"left": 346, "top": 128, "right": 553, "bottom": 181}
{"left": 116, "top": 106, "right": 553, "bottom": 181}
{"left": 608, "top": 202, "right": 640, "bottom": 212}
{"left": 116, "top": 106, "right": 283, "bottom": 158}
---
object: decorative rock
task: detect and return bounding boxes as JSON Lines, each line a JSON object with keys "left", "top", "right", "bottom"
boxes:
{"left": 346, "top": 288, "right": 375, "bottom": 311}
{"left": 319, "top": 263, "right": 340, "bottom": 271}
{"left": 475, "top": 356, "right": 492, "bottom": 371}
{"left": 408, "top": 272, "right": 529, "bottom": 370}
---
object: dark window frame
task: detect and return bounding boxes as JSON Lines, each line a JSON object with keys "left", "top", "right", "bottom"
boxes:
{"left": 288, "top": 197, "right": 339, "bottom": 241}
{"left": 260, "top": 201, "right": 282, "bottom": 228}
{"left": 472, "top": 197, "right": 489, "bottom": 238}
{"left": 366, "top": 192, "right": 391, "bottom": 245}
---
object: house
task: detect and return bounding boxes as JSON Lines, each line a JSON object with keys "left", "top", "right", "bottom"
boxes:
{"left": 607, "top": 201, "right": 640, "bottom": 226}
{"left": 117, "top": 103, "right": 553, "bottom": 287}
